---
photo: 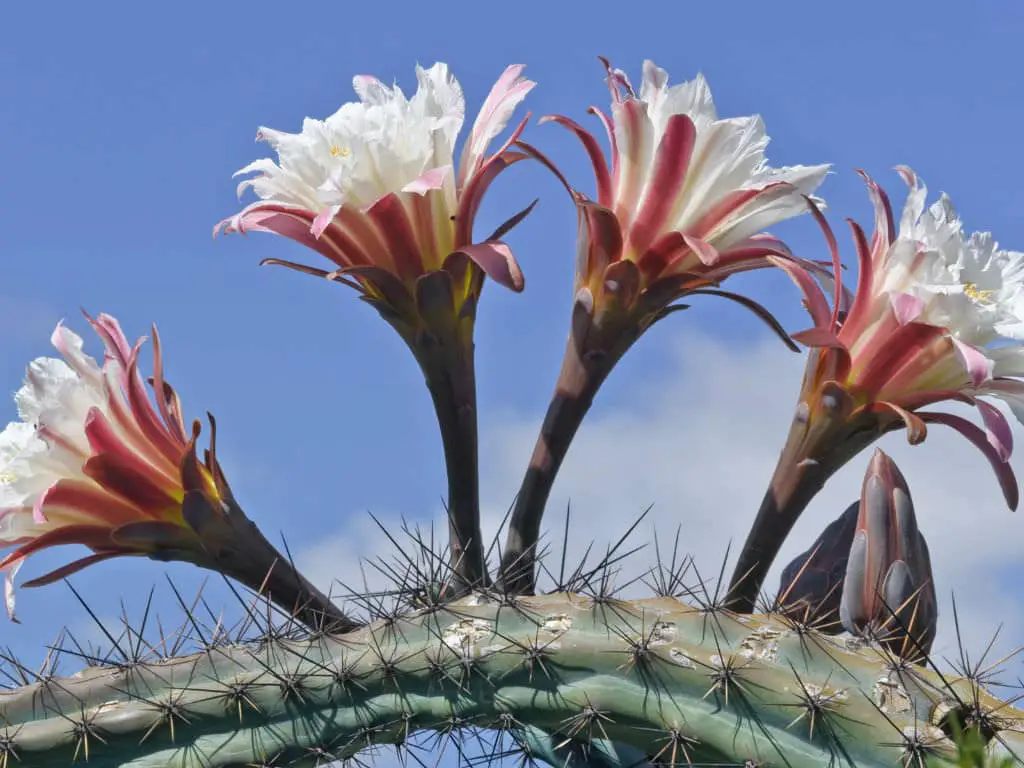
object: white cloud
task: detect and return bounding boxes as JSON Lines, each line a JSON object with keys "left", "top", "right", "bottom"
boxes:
{"left": 304, "top": 328, "right": 1024, "bottom": 672}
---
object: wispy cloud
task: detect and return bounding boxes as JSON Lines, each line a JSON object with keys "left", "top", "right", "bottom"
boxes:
{"left": 303, "top": 328, "right": 1024, "bottom": 666}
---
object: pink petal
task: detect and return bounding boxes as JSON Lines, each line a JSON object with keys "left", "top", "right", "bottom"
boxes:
{"left": 682, "top": 235, "right": 719, "bottom": 267}
{"left": 867, "top": 401, "right": 927, "bottom": 444}
{"left": 953, "top": 338, "right": 993, "bottom": 388}
{"left": 766, "top": 256, "right": 832, "bottom": 328}
{"left": 791, "top": 327, "right": 845, "bottom": 348}
{"left": 890, "top": 292, "right": 925, "bottom": 325}
{"left": 610, "top": 98, "right": 654, "bottom": 228}
{"left": 800, "top": 195, "right": 844, "bottom": 329}
{"left": 976, "top": 399, "right": 1014, "bottom": 462}
{"left": 577, "top": 202, "right": 624, "bottom": 284}
{"left": 458, "top": 65, "right": 535, "bottom": 188}
{"left": 540, "top": 114, "right": 612, "bottom": 207}
{"left": 455, "top": 122, "right": 531, "bottom": 249}
{"left": 32, "top": 483, "right": 54, "bottom": 524}
{"left": 855, "top": 169, "right": 896, "bottom": 256}
{"left": 453, "top": 242, "right": 524, "bottom": 292}
{"left": 628, "top": 114, "right": 697, "bottom": 255}
{"left": 919, "top": 411, "right": 1019, "bottom": 510}
{"left": 838, "top": 219, "right": 876, "bottom": 337}
{"left": 311, "top": 205, "right": 342, "bottom": 239}
{"left": 401, "top": 165, "right": 452, "bottom": 195}
{"left": 365, "top": 193, "right": 427, "bottom": 282}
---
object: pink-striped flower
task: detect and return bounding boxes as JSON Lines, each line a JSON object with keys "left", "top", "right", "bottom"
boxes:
{"left": 781, "top": 168, "right": 1024, "bottom": 509}
{"left": 498, "top": 60, "right": 832, "bottom": 595}
{"left": 526, "top": 58, "right": 830, "bottom": 335}
{"left": 0, "top": 315, "right": 231, "bottom": 619}
{"left": 215, "top": 63, "right": 534, "bottom": 339}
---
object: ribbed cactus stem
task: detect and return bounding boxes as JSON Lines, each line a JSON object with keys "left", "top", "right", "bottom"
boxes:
{"left": 0, "top": 594, "right": 1020, "bottom": 767}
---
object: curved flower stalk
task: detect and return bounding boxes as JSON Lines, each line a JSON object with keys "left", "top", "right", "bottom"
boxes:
{"left": 0, "top": 314, "right": 355, "bottom": 631}
{"left": 729, "top": 168, "right": 1024, "bottom": 613}
{"left": 216, "top": 63, "right": 535, "bottom": 591}
{"left": 500, "top": 58, "right": 830, "bottom": 594}
{"left": 777, "top": 449, "right": 937, "bottom": 662}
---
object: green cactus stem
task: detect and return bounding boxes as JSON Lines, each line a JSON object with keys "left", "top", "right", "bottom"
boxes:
{"left": 0, "top": 594, "right": 1020, "bottom": 767}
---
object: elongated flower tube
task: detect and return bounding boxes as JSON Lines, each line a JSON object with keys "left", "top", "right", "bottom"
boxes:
{"left": 777, "top": 450, "right": 937, "bottom": 662}
{"left": 0, "top": 314, "right": 356, "bottom": 631}
{"left": 216, "top": 63, "right": 535, "bottom": 591}
{"left": 729, "top": 168, "right": 1024, "bottom": 613}
{"left": 499, "top": 59, "right": 829, "bottom": 594}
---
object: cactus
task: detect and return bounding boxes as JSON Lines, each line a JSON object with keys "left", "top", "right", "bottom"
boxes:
{"left": 3, "top": 56, "right": 1024, "bottom": 768}
{"left": 0, "top": 593, "right": 1021, "bottom": 767}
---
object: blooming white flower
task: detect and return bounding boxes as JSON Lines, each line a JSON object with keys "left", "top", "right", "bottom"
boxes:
{"left": 236, "top": 63, "right": 467, "bottom": 214}
{"left": 217, "top": 62, "right": 534, "bottom": 300}
{"left": 891, "top": 182, "right": 1024, "bottom": 348}
{"left": 0, "top": 315, "right": 224, "bottom": 619}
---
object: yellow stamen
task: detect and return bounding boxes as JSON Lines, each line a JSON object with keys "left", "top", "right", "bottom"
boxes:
{"left": 964, "top": 283, "right": 996, "bottom": 304}
{"left": 0, "top": 470, "right": 14, "bottom": 485}
{"left": 329, "top": 145, "right": 350, "bottom": 159}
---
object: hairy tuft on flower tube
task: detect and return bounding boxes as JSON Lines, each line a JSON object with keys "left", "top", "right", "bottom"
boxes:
{"left": 0, "top": 313, "right": 354, "bottom": 630}
{"left": 499, "top": 58, "right": 830, "bottom": 594}
{"left": 777, "top": 449, "right": 937, "bottom": 662}
{"left": 216, "top": 63, "right": 535, "bottom": 591}
{"left": 730, "top": 168, "right": 1024, "bottom": 612}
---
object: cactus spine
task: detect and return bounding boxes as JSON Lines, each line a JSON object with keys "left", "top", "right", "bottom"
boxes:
{"left": 0, "top": 595, "right": 1020, "bottom": 767}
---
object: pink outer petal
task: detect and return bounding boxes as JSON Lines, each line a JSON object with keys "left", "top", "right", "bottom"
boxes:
{"left": 88, "top": 312, "right": 134, "bottom": 364}
{"left": 588, "top": 106, "right": 618, "bottom": 186}
{"left": 401, "top": 165, "right": 452, "bottom": 195}
{"left": 577, "top": 202, "right": 624, "bottom": 285}
{"left": 455, "top": 116, "right": 531, "bottom": 248}
{"left": 0, "top": 524, "right": 119, "bottom": 572}
{"left": 32, "top": 485, "right": 52, "bottom": 524}
{"left": 365, "top": 193, "right": 428, "bottom": 283}
{"left": 976, "top": 399, "right": 1014, "bottom": 462}
{"left": 610, "top": 98, "right": 653, "bottom": 228}
{"left": 312, "top": 205, "right": 342, "bottom": 239}
{"left": 890, "top": 292, "right": 925, "bottom": 325}
{"left": 953, "top": 338, "right": 993, "bottom": 388}
{"left": 458, "top": 65, "right": 535, "bottom": 189}
{"left": 855, "top": 169, "right": 896, "bottom": 257}
{"left": 83, "top": 408, "right": 180, "bottom": 515}
{"left": 20, "top": 551, "right": 124, "bottom": 588}
{"left": 856, "top": 321, "right": 949, "bottom": 397}
{"left": 790, "top": 327, "right": 845, "bottom": 348}
{"left": 627, "top": 114, "right": 697, "bottom": 256}
{"left": 837, "top": 219, "right": 876, "bottom": 339}
{"left": 31, "top": 478, "right": 158, "bottom": 528}
{"left": 866, "top": 401, "right": 927, "bottom": 444}
{"left": 918, "top": 411, "right": 1020, "bottom": 510}
{"left": 217, "top": 202, "right": 361, "bottom": 269}
{"left": 766, "top": 256, "right": 832, "bottom": 328}
{"left": 51, "top": 323, "right": 101, "bottom": 385}
{"left": 453, "top": 242, "right": 524, "bottom": 292}
{"left": 688, "top": 183, "right": 792, "bottom": 242}
{"left": 540, "top": 114, "right": 613, "bottom": 207}
{"left": 800, "top": 195, "right": 844, "bottom": 329}
{"left": 682, "top": 235, "right": 719, "bottom": 267}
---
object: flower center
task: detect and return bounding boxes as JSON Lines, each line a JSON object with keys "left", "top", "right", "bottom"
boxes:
{"left": 329, "top": 145, "right": 350, "bottom": 159}
{"left": 0, "top": 470, "right": 14, "bottom": 485}
{"left": 964, "top": 283, "right": 996, "bottom": 304}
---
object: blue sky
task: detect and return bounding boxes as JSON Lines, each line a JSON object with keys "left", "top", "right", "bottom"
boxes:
{"left": 3, "top": 0, "right": 1024, "bottom": 759}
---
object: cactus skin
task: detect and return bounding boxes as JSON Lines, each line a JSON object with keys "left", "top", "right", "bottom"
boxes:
{"left": 0, "top": 594, "right": 1021, "bottom": 767}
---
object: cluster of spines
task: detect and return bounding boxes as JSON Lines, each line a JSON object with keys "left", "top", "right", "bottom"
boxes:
{"left": 0, "top": 515, "right": 1019, "bottom": 767}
